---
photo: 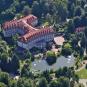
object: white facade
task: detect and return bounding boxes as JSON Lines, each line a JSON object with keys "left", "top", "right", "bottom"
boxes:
{"left": 17, "top": 33, "right": 54, "bottom": 50}
{"left": 3, "top": 28, "right": 25, "bottom": 37}
{"left": 2, "top": 15, "right": 54, "bottom": 50}
{"left": 3, "top": 28, "right": 17, "bottom": 37}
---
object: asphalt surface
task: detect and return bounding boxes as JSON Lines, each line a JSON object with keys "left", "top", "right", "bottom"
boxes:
{"left": 31, "top": 55, "right": 75, "bottom": 72}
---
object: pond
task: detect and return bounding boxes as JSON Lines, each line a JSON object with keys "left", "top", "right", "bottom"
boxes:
{"left": 31, "top": 55, "right": 75, "bottom": 72}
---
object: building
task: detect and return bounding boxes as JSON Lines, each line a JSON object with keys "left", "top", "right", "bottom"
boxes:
{"left": 2, "top": 15, "right": 54, "bottom": 50}
{"left": 76, "top": 27, "right": 85, "bottom": 33}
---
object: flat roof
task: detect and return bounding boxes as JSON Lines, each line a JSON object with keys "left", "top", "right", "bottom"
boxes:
{"left": 54, "top": 36, "right": 65, "bottom": 45}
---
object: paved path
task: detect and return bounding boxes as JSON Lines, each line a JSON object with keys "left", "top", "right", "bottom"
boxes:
{"left": 76, "top": 64, "right": 85, "bottom": 72}
{"left": 75, "top": 60, "right": 87, "bottom": 72}
{"left": 75, "top": 61, "right": 87, "bottom": 87}
{"left": 79, "top": 79, "right": 87, "bottom": 87}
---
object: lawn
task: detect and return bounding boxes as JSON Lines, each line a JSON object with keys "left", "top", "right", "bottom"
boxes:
{"left": 76, "top": 69, "right": 87, "bottom": 79}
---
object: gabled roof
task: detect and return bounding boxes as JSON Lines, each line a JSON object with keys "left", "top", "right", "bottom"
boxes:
{"left": 19, "top": 27, "right": 54, "bottom": 42}
{"left": 2, "top": 14, "right": 54, "bottom": 43}
{"left": 2, "top": 14, "right": 37, "bottom": 30}
{"left": 76, "top": 27, "right": 85, "bottom": 32}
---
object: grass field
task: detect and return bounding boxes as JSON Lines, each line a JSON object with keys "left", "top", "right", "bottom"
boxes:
{"left": 76, "top": 69, "right": 87, "bottom": 79}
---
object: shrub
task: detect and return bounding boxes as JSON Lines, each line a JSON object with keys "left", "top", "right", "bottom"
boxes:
{"left": 46, "top": 51, "right": 57, "bottom": 65}
{"left": 85, "top": 64, "right": 87, "bottom": 69}
{"left": 83, "top": 55, "right": 87, "bottom": 60}
{"left": 61, "top": 48, "right": 72, "bottom": 56}
{"left": 61, "top": 43, "right": 72, "bottom": 56}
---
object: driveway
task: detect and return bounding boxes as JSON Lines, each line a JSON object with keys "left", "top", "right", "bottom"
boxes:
{"left": 31, "top": 55, "right": 75, "bottom": 72}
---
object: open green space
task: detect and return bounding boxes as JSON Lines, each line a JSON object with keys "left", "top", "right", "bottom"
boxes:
{"left": 76, "top": 69, "right": 87, "bottom": 79}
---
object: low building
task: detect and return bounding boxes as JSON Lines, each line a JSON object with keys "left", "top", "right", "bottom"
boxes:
{"left": 76, "top": 27, "right": 85, "bottom": 33}
{"left": 2, "top": 14, "right": 54, "bottom": 50}
{"left": 54, "top": 36, "right": 65, "bottom": 46}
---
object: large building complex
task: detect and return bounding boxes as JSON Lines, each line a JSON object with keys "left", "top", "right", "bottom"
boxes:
{"left": 2, "top": 15, "right": 54, "bottom": 50}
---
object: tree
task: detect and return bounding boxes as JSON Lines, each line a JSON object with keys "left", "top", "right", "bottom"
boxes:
{"left": 74, "top": 74, "right": 79, "bottom": 83}
{"left": 45, "top": 13, "right": 52, "bottom": 24}
{"left": 46, "top": 51, "right": 57, "bottom": 65}
{"left": 56, "top": 3, "right": 68, "bottom": 22}
{"left": 21, "top": 60, "right": 33, "bottom": 78}
{"left": 67, "top": 2, "right": 75, "bottom": 18}
{"left": 84, "top": 27, "right": 87, "bottom": 37}
{"left": 0, "top": 9, "right": 15, "bottom": 23}
{"left": 25, "top": 51, "right": 32, "bottom": 60}
{"left": 0, "top": 72, "right": 10, "bottom": 86}
{"left": 55, "top": 68, "right": 63, "bottom": 78}
{"left": 9, "top": 80, "right": 17, "bottom": 87}
{"left": 22, "top": 6, "right": 31, "bottom": 16}
{"left": 71, "top": 36, "right": 78, "bottom": 49}
{"left": 55, "top": 67, "right": 75, "bottom": 80}
{"left": 67, "top": 19, "right": 75, "bottom": 33}
{"left": 46, "top": 42, "right": 52, "bottom": 50}
{"left": 84, "top": 4, "right": 87, "bottom": 12}
{"left": 84, "top": 28, "right": 87, "bottom": 53}
{"left": 10, "top": 54, "right": 20, "bottom": 73}
{"left": 32, "top": 1, "right": 42, "bottom": 18}
{"left": 68, "top": 0, "right": 76, "bottom": 5}
{"left": 17, "top": 77, "right": 33, "bottom": 87}
{"left": 0, "top": 53, "right": 9, "bottom": 72}
{"left": 58, "top": 77, "right": 70, "bottom": 87}
{"left": 74, "top": 6, "right": 83, "bottom": 17}
{"left": 0, "top": 40, "right": 9, "bottom": 54}
{"left": 85, "top": 64, "right": 87, "bottom": 69}
{"left": 80, "top": 14, "right": 87, "bottom": 26}
{"left": 0, "top": 0, "right": 13, "bottom": 11}
{"left": 38, "top": 78, "right": 48, "bottom": 87}
{"left": 62, "top": 43, "right": 72, "bottom": 56}
{"left": 42, "top": 2, "right": 49, "bottom": 16}
{"left": 73, "top": 16, "right": 81, "bottom": 28}
{"left": 0, "top": 82, "right": 7, "bottom": 87}
{"left": 80, "top": 0, "right": 86, "bottom": 8}
{"left": 49, "top": 77, "right": 70, "bottom": 87}
{"left": 49, "top": 80, "right": 58, "bottom": 87}
{"left": 16, "top": 13, "right": 22, "bottom": 19}
{"left": 42, "top": 70, "right": 51, "bottom": 83}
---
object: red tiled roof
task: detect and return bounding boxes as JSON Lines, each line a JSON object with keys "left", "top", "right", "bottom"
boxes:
{"left": 19, "top": 27, "right": 54, "bottom": 42}
{"left": 2, "top": 15, "right": 54, "bottom": 43}
{"left": 2, "top": 14, "right": 37, "bottom": 30}
{"left": 76, "top": 27, "right": 85, "bottom": 32}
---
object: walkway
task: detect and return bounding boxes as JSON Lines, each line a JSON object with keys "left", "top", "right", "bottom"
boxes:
{"left": 75, "top": 60, "right": 87, "bottom": 72}
{"left": 75, "top": 60, "right": 87, "bottom": 87}
{"left": 79, "top": 79, "right": 87, "bottom": 87}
